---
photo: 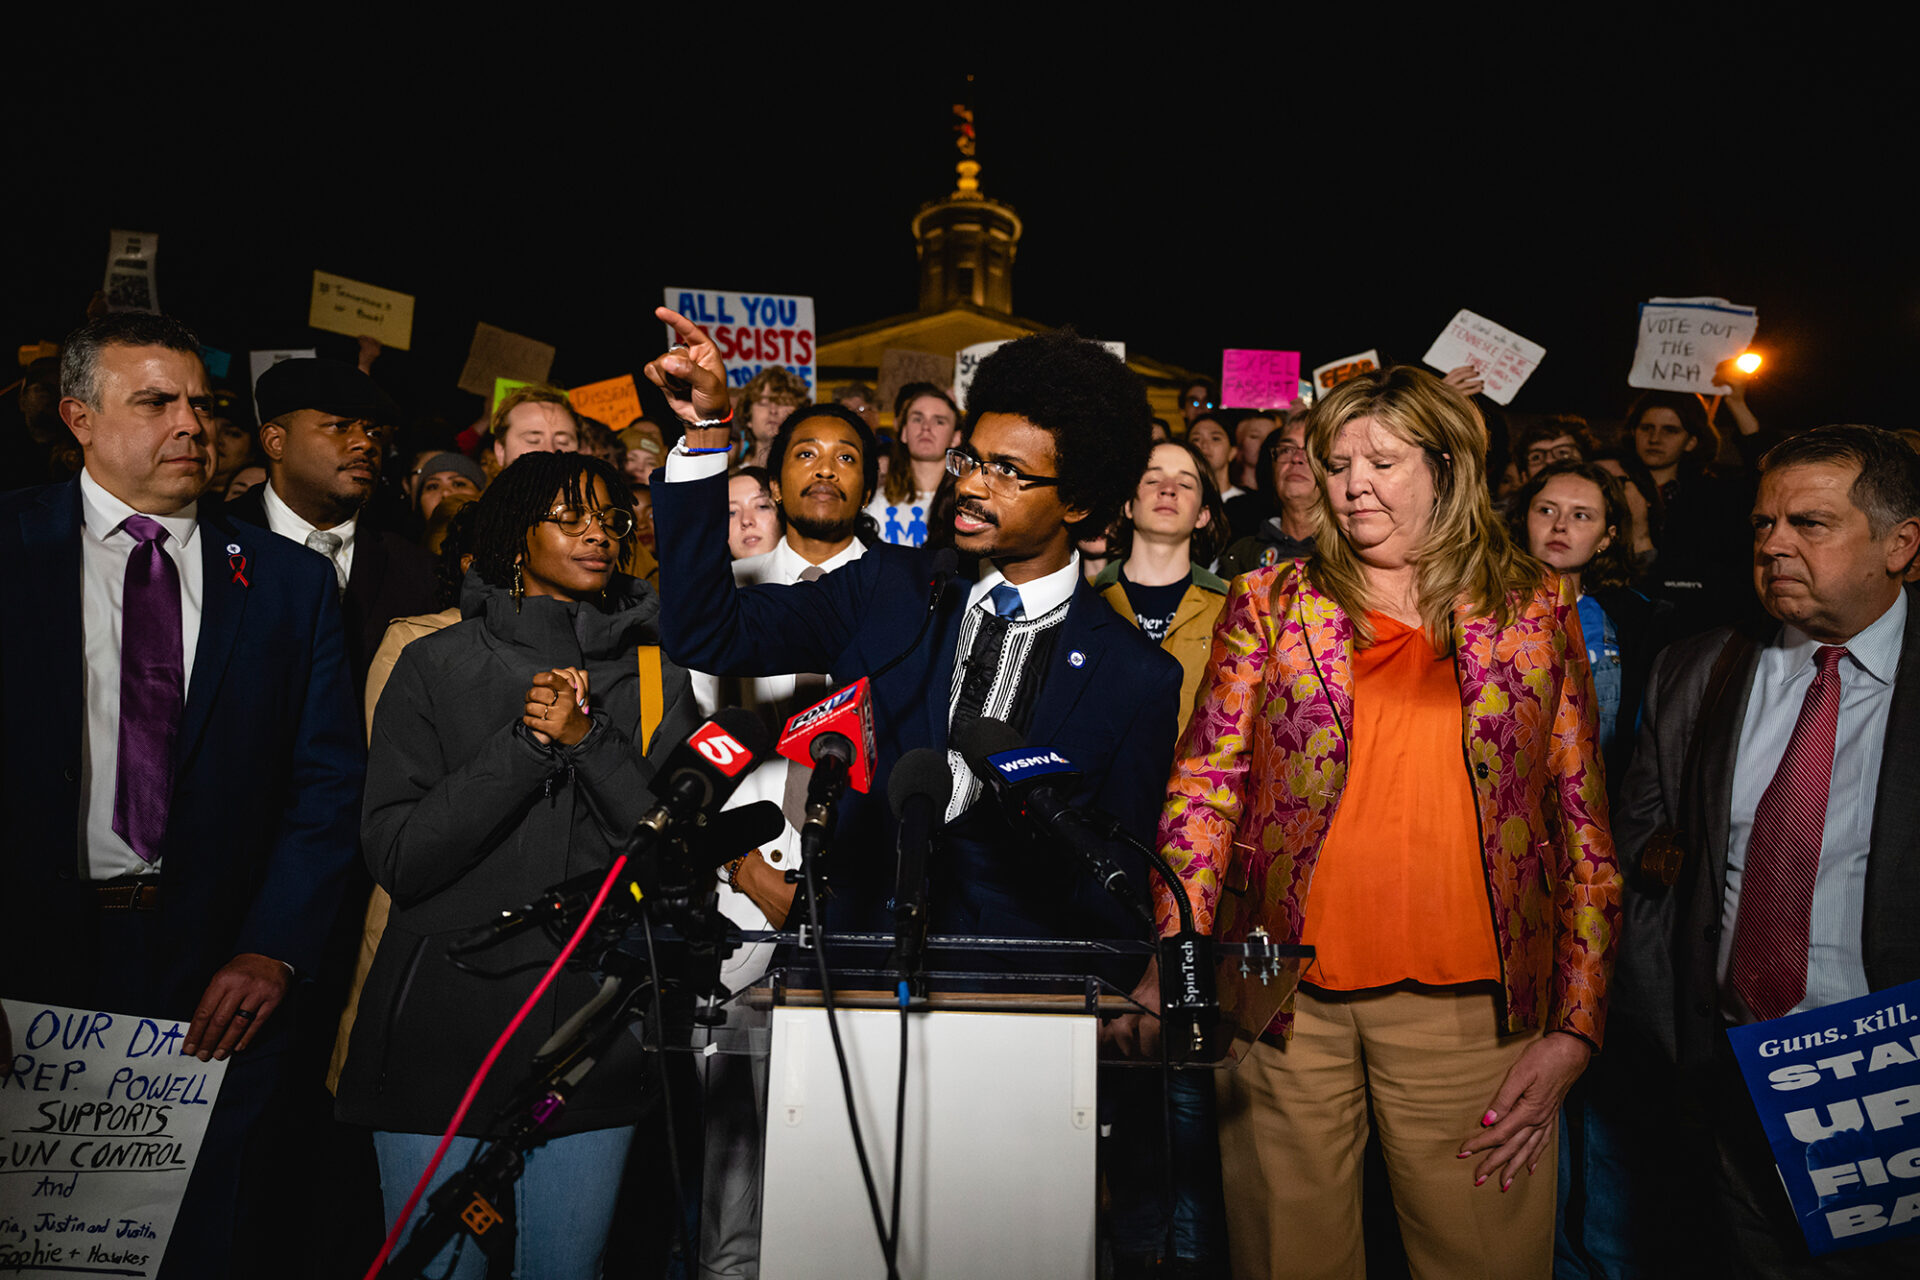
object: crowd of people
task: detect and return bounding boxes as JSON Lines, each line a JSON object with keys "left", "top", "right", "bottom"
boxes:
{"left": 2, "top": 295, "right": 1915, "bottom": 1280}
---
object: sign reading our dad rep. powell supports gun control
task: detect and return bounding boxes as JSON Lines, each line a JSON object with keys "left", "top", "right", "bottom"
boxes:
{"left": 0, "top": 999, "right": 229, "bottom": 1278}
{"left": 1726, "top": 980, "right": 1920, "bottom": 1257}
{"left": 664, "top": 287, "right": 815, "bottom": 393}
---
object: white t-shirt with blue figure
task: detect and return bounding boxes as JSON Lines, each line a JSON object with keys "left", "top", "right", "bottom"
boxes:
{"left": 1576, "top": 593, "right": 1623, "bottom": 756}
{"left": 865, "top": 489, "right": 933, "bottom": 548}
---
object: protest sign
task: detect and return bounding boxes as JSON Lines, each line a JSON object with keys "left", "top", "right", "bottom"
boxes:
{"left": 307, "top": 271, "right": 415, "bottom": 350}
{"left": 952, "top": 340, "right": 1009, "bottom": 411}
{"left": 246, "top": 349, "right": 316, "bottom": 421}
{"left": 1727, "top": 980, "right": 1920, "bottom": 1257}
{"left": 102, "top": 231, "right": 159, "bottom": 315}
{"left": 17, "top": 342, "right": 60, "bottom": 368}
{"left": 457, "top": 323, "right": 556, "bottom": 399}
{"left": 1311, "top": 350, "right": 1380, "bottom": 395}
{"left": 878, "top": 350, "right": 955, "bottom": 422}
{"left": 663, "top": 287, "right": 815, "bottom": 393}
{"left": 1420, "top": 310, "right": 1546, "bottom": 406}
{"left": 1221, "top": 349, "right": 1301, "bottom": 410}
{"left": 570, "top": 375, "right": 643, "bottom": 430}
{"left": 0, "top": 999, "right": 229, "bottom": 1278}
{"left": 493, "top": 377, "right": 532, "bottom": 413}
{"left": 1627, "top": 297, "right": 1758, "bottom": 395}
{"left": 197, "top": 347, "right": 232, "bottom": 380}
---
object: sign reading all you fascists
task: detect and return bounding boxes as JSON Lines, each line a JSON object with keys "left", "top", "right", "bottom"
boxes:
{"left": 1727, "top": 979, "right": 1920, "bottom": 1257}
{"left": 0, "top": 999, "right": 229, "bottom": 1278}
{"left": 664, "top": 287, "right": 816, "bottom": 393}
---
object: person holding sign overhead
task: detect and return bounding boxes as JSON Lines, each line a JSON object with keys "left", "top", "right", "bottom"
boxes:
{"left": 1150, "top": 365, "right": 1619, "bottom": 1280}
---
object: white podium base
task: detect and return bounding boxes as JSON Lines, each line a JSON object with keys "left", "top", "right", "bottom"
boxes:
{"left": 759, "top": 1004, "right": 1098, "bottom": 1280}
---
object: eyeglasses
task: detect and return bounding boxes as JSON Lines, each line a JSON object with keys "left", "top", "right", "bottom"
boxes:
{"left": 541, "top": 506, "right": 636, "bottom": 538}
{"left": 945, "top": 448, "right": 1060, "bottom": 495}
{"left": 1273, "top": 444, "right": 1309, "bottom": 461}
{"left": 1525, "top": 445, "right": 1580, "bottom": 467}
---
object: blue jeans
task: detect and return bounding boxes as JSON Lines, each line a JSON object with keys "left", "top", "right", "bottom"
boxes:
{"left": 374, "top": 1127, "right": 636, "bottom": 1280}
{"left": 1104, "top": 1066, "right": 1227, "bottom": 1266}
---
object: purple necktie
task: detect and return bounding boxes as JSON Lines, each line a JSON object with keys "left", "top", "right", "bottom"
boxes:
{"left": 114, "top": 515, "right": 184, "bottom": 863}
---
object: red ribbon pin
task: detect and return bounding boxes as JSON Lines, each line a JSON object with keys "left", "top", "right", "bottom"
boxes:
{"left": 228, "top": 552, "right": 249, "bottom": 587}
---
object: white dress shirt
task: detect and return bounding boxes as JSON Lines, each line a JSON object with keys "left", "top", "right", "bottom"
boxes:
{"left": 79, "top": 468, "right": 205, "bottom": 878}
{"left": 1718, "top": 589, "right": 1907, "bottom": 1017}
{"left": 260, "top": 479, "right": 357, "bottom": 581}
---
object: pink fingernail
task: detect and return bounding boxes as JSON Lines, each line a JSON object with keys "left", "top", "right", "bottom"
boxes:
{"left": 1474, "top": 1175, "right": 1486, "bottom": 1186}
{"left": 1481, "top": 1110, "right": 1497, "bottom": 1126}
{"left": 1456, "top": 1150, "right": 1471, "bottom": 1159}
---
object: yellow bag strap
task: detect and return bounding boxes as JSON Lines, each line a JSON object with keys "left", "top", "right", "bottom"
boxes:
{"left": 637, "top": 645, "right": 666, "bottom": 752}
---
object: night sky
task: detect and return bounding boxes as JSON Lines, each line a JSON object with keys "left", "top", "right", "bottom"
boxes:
{"left": 10, "top": 48, "right": 1912, "bottom": 440}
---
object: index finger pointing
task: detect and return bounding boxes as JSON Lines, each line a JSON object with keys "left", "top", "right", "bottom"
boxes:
{"left": 655, "top": 306, "right": 714, "bottom": 348}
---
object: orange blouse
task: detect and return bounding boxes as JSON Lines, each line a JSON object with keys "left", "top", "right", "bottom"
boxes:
{"left": 1299, "top": 613, "right": 1501, "bottom": 990}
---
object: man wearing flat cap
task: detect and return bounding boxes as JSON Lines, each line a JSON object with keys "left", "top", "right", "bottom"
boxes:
{"left": 226, "top": 357, "right": 436, "bottom": 703}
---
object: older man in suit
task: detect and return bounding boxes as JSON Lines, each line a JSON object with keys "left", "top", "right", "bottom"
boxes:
{"left": 0, "top": 314, "right": 363, "bottom": 1279}
{"left": 1614, "top": 424, "right": 1920, "bottom": 1277}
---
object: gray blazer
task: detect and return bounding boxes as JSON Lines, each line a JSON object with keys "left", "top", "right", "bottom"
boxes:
{"left": 1612, "top": 586, "right": 1920, "bottom": 1070}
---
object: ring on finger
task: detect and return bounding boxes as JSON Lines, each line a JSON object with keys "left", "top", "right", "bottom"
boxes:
{"left": 234, "top": 1009, "right": 255, "bottom": 1021}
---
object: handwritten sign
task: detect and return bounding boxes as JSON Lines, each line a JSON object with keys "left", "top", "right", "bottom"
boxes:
{"left": 307, "top": 271, "right": 415, "bottom": 350}
{"left": 1221, "top": 350, "right": 1301, "bottom": 410}
{"left": 246, "top": 349, "right": 316, "bottom": 422}
{"left": 457, "top": 323, "right": 556, "bottom": 400}
{"left": 1311, "top": 349, "right": 1380, "bottom": 395}
{"left": 102, "top": 231, "right": 159, "bottom": 315}
{"left": 0, "top": 999, "right": 229, "bottom": 1278}
{"left": 1627, "top": 297, "right": 1758, "bottom": 395}
{"left": 878, "top": 350, "right": 955, "bottom": 422}
{"left": 1727, "top": 980, "right": 1920, "bottom": 1257}
{"left": 1421, "top": 310, "right": 1545, "bottom": 406}
{"left": 664, "top": 287, "right": 816, "bottom": 393}
{"left": 571, "top": 375, "right": 643, "bottom": 430}
{"left": 952, "top": 340, "right": 1009, "bottom": 411}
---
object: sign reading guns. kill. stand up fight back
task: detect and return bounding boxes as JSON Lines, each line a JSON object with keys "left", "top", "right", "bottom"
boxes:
{"left": 0, "top": 1000, "right": 229, "bottom": 1279}
{"left": 664, "top": 288, "right": 817, "bottom": 393}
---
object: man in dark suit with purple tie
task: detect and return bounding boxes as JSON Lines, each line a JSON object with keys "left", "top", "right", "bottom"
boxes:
{"left": 0, "top": 313, "right": 364, "bottom": 1279}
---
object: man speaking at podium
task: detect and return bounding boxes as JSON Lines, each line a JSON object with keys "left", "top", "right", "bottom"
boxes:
{"left": 645, "top": 308, "right": 1181, "bottom": 953}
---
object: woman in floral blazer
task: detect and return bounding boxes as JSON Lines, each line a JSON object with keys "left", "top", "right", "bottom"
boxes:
{"left": 1151, "top": 367, "right": 1621, "bottom": 1279}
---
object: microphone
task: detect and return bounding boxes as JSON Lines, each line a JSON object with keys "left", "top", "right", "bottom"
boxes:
{"left": 884, "top": 748, "right": 951, "bottom": 984}
{"left": 777, "top": 678, "right": 876, "bottom": 795}
{"left": 950, "top": 717, "right": 1148, "bottom": 926}
{"left": 633, "top": 707, "right": 776, "bottom": 845}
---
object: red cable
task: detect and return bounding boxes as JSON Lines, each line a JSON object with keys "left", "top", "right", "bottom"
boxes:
{"left": 361, "top": 855, "right": 628, "bottom": 1280}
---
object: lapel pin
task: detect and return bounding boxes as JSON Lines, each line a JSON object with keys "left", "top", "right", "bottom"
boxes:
{"left": 225, "top": 542, "right": 240, "bottom": 555}
{"left": 228, "top": 553, "right": 249, "bottom": 587}
{"left": 1068, "top": 650, "right": 1086, "bottom": 668}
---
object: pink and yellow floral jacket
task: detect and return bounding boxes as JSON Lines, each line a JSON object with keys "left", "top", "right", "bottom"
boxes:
{"left": 1155, "top": 560, "right": 1621, "bottom": 1044}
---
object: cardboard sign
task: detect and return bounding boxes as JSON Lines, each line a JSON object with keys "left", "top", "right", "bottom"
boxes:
{"left": 457, "top": 323, "right": 556, "bottom": 399}
{"left": 0, "top": 999, "right": 230, "bottom": 1278}
{"left": 1220, "top": 349, "right": 1301, "bottom": 410}
{"left": 1727, "top": 980, "right": 1920, "bottom": 1257}
{"left": 103, "top": 230, "right": 159, "bottom": 315}
{"left": 307, "top": 271, "right": 415, "bottom": 351}
{"left": 877, "top": 350, "right": 955, "bottom": 421}
{"left": 197, "top": 347, "right": 232, "bottom": 380}
{"left": 570, "top": 375, "right": 643, "bottom": 430}
{"left": 246, "top": 349, "right": 316, "bottom": 421}
{"left": 1421, "top": 310, "right": 1545, "bottom": 406}
{"left": 663, "top": 287, "right": 815, "bottom": 393}
{"left": 1627, "top": 297, "right": 1758, "bottom": 395}
{"left": 1311, "top": 349, "right": 1380, "bottom": 395}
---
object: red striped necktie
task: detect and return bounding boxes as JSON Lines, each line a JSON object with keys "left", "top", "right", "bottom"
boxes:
{"left": 1728, "top": 644, "right": 1848, "bottom": 1021}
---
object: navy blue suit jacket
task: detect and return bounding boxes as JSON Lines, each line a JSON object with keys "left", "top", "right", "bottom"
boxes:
{"left": 0, "top": 478, "right": 366, "bottom": 1020}
{"left": 655, "top": 468, "right": 1183, "bottom": 949}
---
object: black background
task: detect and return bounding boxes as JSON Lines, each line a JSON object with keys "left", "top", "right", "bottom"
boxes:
{"left": 9, "top": 38, "right": 1914, "bottom": 438}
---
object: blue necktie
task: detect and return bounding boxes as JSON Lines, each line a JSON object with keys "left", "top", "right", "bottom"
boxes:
{"left": 989, "top": 582, "right": 1025, "bottom": 620}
